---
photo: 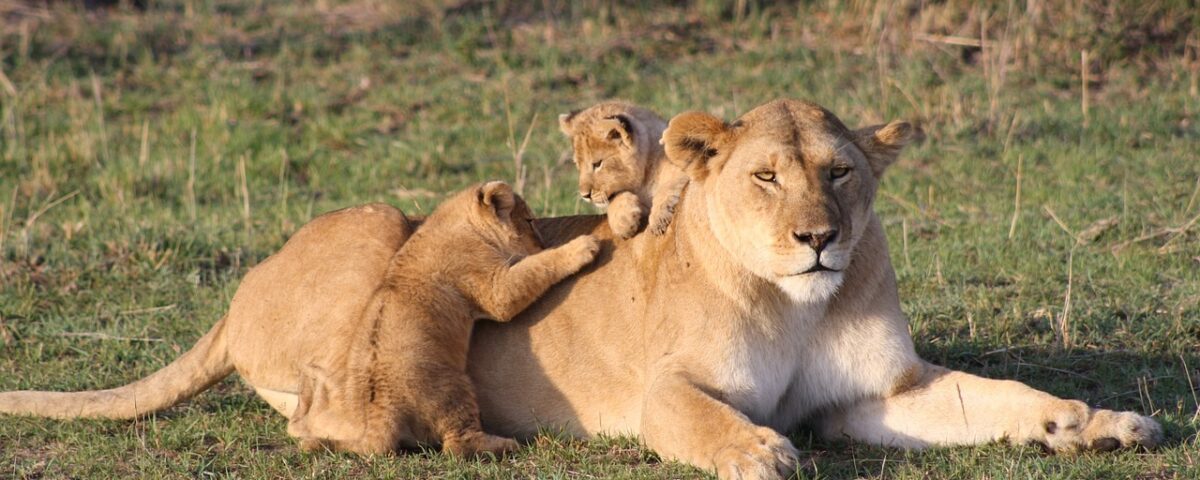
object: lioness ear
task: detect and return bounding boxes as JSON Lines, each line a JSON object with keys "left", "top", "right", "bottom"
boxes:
{"left": 558, "top": 110, "right": 580, "bottom": 137}
{"left": 598, "top": 114, "right": 635, "bottom": 148}
{"left": 478, "top": 181, "right": 516, "bottom": 221}
{"left": 854, "top": 120, "right": 916, "bottom": 177}
{"left": 662, "top": 111, "right": 731, "bottom": 181}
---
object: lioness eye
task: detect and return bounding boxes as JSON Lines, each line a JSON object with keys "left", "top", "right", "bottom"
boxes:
{"left": 592, "top": 160, "right": 603, "bottom": 171}
{"left": 830, "top": 166, "right": 851, "bottom": 180}
{"left": 753, "top": 171, "right": 776, "bottom": 183}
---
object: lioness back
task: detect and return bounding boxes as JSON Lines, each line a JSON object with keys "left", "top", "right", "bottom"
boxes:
{"left": 287, "top": 181, "right": 600, "bottom": 456}
{"left": 559, "top": 101, "right": 688, "bottom": 238}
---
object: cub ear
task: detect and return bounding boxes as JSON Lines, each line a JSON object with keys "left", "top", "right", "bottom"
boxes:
{"left": 597, "top": 114, "right": 635, "bottom": 148}
{"left": 478, "top": 181, "right": 517, "bottom": 221}
{"left": 662, "top": 111, "right": 732, "bottom": 181}
{"left": 854, "top": 121, "right": 916, "bottom": 177}
{"left": 558, "top": 110, "right": 581, "bottom": 137}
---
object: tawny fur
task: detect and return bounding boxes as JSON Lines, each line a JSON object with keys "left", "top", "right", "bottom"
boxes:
{"left": 559, "top": 101, "right": 689, "bottom": 238}
{"left": 0, "top": 100, "right": 1161, "bottom": 480}
{"left": 285, "top": 181, "right": 600, "bottom": 456}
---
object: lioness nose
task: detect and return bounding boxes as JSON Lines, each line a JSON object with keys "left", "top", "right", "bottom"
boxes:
{"left": 794, "top": 229, "right": 838, "bottom": 252}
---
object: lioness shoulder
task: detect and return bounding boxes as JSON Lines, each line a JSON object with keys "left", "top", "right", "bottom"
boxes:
{"left": 559, "top": 101, "right": 689, "bottom": 238}
{"left": 287, "top": 181, "right": 600, "bottom": 456}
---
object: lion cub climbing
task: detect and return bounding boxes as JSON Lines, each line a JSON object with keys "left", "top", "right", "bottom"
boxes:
{"left": 559, "top": 101, "right": 688, "bottom": 239}
{"left": 287, "top": 181, "right": 600, "bottom": 456}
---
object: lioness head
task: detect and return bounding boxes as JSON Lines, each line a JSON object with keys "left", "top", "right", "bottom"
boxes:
{"left": 444, "top": 181, "right": 543, "bottom": 255}
{"left": 559, "top": 101, "right": 668, "bottom": 206}
{"left": 663, "top": 99, "right": 913, "bottom": 303}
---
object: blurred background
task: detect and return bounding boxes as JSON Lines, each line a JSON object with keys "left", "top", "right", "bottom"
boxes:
{"left": 0, "top": 1, "right": 1197, "bottom": 478}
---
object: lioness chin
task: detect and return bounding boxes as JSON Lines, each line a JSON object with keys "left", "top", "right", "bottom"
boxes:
{"left": 0, "top": 99, "right": 1161, "bottom": 480}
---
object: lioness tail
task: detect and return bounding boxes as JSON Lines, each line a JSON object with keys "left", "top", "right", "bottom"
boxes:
{"left": 0, "top": 317, "right": 234, "bottom": 419}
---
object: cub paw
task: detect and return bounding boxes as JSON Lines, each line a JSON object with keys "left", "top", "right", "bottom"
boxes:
{"left": 713, "top": 426, "right": 800, "bottom": 480}
{"left": 607, "top": 193, "right": 643, "bottom": 239}
{"left": 648, "top": 196, "right": 681, "bottom": 236}
{"left": 563, "top": 235, "right": 602, "bottom": 270}
{"left": 297, "top": 437, "right": 329, "bottom": 453}
{"left": 443, "top": 431, "right": 520, "bottom": 457}
{"left": 1040, "top": 400, "right": 1162, "bottom": 453}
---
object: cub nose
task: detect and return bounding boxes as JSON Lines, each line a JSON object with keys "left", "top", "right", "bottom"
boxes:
{"left": 793, "top": 229, "right": 838, "bottom": 252}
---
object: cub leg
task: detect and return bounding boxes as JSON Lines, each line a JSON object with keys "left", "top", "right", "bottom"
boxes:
{"left": 648, "top": 176, "right": 689, "bottom": 236}
{"left": 420, "top": 365, "right": 519, "bottom": 457}
{"left": 818, "top": 362, "right": 1162, "bottom": 452}
{"left": 641, "top": 371, "right": 800, "bottom": 480}
{"left": 606, "top": 191, "right": 644, "bottom": 239}
{"left": 475, "top": 235, "right": 601, "bottom": 321}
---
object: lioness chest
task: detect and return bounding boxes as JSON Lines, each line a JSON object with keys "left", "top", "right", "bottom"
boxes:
{"left": 707, "top": 302, "right": 875, "bottom": 432}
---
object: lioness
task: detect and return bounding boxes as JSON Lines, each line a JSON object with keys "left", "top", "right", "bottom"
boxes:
{"left": 286, "top": 181, "right": 600, "bottom": 456}
{"left": 559, "top": 101, "right": 689, "bottom": 238}
{"left": 0, "top": 99, "right": 1160, "bottom": 480}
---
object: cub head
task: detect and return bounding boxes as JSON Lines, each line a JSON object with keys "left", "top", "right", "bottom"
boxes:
{"left": 663, "top": 99, "right": 914, "bottom": 304}
{"left": 463, "top": 181, "right": 543, "bottom": 256}
{"left": 559, "top": 101, "right": 667, "bottom": 206}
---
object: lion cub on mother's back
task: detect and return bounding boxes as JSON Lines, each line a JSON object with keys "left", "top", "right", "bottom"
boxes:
{"left": 560, "top": 101, "right": 689, "bottom": 238}
{"left": 287, "top": 181, "right": 600, "bottom": 456}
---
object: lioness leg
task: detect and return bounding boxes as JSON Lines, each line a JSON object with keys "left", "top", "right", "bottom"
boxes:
{"left": 286, "top": 364, "right": 377, "bottom": 453}
{"left": 818, "top": 362, "right": 1162, "bottom": 452}
{"left": 641, "top": 372, "right": 800, "bottom": 480}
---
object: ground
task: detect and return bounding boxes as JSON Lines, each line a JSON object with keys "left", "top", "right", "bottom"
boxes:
{"left": 0, "top": 1, "right": 1197, "bottom": 478}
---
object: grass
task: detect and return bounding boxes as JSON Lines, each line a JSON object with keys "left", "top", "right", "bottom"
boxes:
{"left": 1, "top": 0, "right": 1198, "bottom": 478}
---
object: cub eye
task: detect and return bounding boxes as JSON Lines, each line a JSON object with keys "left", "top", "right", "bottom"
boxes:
{"left": 830, "top": 166, "right": 851, "bottom": 180}
{"left": 592, "top": 160, "right": 603, "bottom": 171}
{"left": 753, "top": 171, "right": 776, "bottom": 183}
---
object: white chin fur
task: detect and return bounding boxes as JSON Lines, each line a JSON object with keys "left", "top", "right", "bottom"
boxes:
{"left": 776, "top": 271, "right": 844, "bottom": 304}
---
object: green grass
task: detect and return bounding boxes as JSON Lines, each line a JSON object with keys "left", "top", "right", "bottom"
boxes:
{"left": 1, "top": 1, "right": 1198, "bottom": 478}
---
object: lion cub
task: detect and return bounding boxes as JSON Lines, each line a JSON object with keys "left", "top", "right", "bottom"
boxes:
{"left": 286, "top": 181, "right": 600, "bottom": 456}
{"left": 559, "top": 101, "right": 689, "bottom": 239}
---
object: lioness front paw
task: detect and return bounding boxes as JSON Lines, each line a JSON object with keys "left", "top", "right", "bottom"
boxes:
{"left": 1080, "top": 408, "right": 1162, "bottom": 451}
{"left": 562, "top": 235, "right": 602, "bottom": 271}
{"left": 713, "top": 426, "right": 800, "bottom": 480}
{"left": 1039, "top": 400, "right": 1162, "bottom": 453}
{"left": 607, "top": 193, "right": 643, "bottom": 239}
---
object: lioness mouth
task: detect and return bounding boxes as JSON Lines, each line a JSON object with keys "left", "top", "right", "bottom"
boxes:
{"left": 798, "top": 264, "right": 838, "bottom": 275}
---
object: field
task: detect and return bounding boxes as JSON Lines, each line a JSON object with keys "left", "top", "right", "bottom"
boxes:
{"left": 1, "top": 1, "right": 1198, "bottom": 478}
